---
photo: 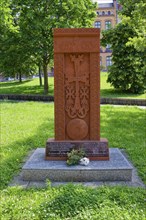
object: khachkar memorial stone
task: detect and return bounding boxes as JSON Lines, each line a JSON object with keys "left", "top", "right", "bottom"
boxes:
{"left": 46, "top": 28, "right": 109, "bottom": 160}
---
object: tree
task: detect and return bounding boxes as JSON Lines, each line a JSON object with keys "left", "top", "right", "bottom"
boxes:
{"left": 101, "top": 0, "right": 146, "bottom": 93}
{"left": 0, "top": 0, "right": 15, "bottom": 33}
{"left": 119, "top": 0, "right": 146, "bottom": 52}
{"left": 0, "top": 0, "right": 37, "bottom": 82}
{"left": 11, "top": 0, "right": 97, "bottom": 94}
{"left": 0, "top": 31, "right": 37, "bottom": 82}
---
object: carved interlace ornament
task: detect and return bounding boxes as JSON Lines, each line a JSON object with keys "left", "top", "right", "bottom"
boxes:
{"left": 65, "top": 54, "right": 89, "bottom": 119}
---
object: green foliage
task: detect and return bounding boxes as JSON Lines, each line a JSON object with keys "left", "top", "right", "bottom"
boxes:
{"left": 67, "top": 149, "right": 85, "bottom": 165}
{"left": 0, "top": 184, "right": 146, "bottom": 219}
{"left": 119, "top": 0, "right": 146, "bottom": 51}
{"left": 1, "top": 0, "right": 96, "bottom": 93}
{"left": 0, "top": 33, "right": 37, "bottom": 81}
{"left": 0, "top": 0, "right": 16, "bottom": 33}
{"left": 101, "top": 0, "right": 146, "bottom": 94}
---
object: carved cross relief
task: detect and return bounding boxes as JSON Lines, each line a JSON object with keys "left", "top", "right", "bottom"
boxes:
{"left": 65, "top": 54, "right": 89, "bottom": 119}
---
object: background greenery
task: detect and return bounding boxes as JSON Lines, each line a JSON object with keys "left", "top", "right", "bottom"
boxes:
{"left": 0, "top": 0, "right": 97, "bottom": 94}
{"left": 1, "top": 0, "right": 146, "bottom": 95}
{"left": 101, "top": 0, "right": 146, "bottom": 93}
{"left": 0, "top": 73, "right": 145, "bottom": 99}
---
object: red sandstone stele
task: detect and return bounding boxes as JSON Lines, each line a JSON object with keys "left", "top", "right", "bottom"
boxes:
{"left": 46, "top": 28, "right": 109, "bottom": 160}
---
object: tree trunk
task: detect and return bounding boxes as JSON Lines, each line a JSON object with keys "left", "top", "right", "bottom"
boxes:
{"left": 38, "top": 65, "right": 42, "bottom": 86}
{"left": 43, "top": 63, "right": 49, "bottom": 94}
{"left": 19, "top": 72, "right": 22, "bottom": 83}
{"left": 16, "top": 73, "right": 19, "bottom": 80}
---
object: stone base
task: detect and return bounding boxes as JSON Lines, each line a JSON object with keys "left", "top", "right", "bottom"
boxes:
{"left": 22, "top": 148, "right": 133, "bottom": 182}
{"left": 46, "top": 138, "right": 109, "bottom": 160}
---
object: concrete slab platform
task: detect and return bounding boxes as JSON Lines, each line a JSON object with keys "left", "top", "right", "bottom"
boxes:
{"left": 22, "top": 148, "right": 133, "bottom": 182}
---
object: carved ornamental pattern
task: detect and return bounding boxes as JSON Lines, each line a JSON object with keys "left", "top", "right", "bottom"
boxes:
{"left": 65, "top": 54, "right": 89, "bottom": 119}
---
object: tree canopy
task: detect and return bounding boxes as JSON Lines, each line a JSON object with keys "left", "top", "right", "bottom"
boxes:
{"left": 0, "top": 0, "right": 97, "bottom": 93}
{"left": 101, "top": 0, "right": 146, "bottom": 93}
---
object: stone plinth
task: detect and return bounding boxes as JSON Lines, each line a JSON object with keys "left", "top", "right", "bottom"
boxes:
{"left": 22, "top": 148, "right": 132, "bottom": 182}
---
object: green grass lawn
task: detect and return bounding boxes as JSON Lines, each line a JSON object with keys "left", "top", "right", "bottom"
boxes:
{"left": 0, "top": 78, "right": 54, "bottom": 96}
{"left": 100, "top": 72, "right": 146, "bottom": 99}
{"left": 0, "top": 73, "right": 145, "bottom": 99}
{"left": 0, "top": 101, "right": 146, "bottom": 219}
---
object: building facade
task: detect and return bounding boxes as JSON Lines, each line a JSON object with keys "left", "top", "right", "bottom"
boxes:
{"left": 94, "top": 0, "right": 120, "bottom": 70}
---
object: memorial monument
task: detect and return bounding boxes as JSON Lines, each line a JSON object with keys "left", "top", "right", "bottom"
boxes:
{"left": 46, "top": 28, "right": 109, "bottom": 160}
{"left": 22, "top": 28, "right": 133, "bottom": 183}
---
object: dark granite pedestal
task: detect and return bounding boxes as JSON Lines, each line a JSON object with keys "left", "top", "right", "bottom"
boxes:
{"left": 22, "top": 148, "right": 133, "bottom": 182}
{"left": 46, "top": 138, "right": 109, "bottom": 160}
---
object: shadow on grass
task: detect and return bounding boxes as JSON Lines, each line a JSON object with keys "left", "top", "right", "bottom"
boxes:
{"left": 0, "top": 84, "right": 54, "bottom": 96}
{"left": 37, "top": 183, "right": 145, "bottom": 219}
{"left": 0, "top": 80, "right": 33, "bottom": 88}
{"left": 1, "top": 181, "right": 145, "bottom": 220}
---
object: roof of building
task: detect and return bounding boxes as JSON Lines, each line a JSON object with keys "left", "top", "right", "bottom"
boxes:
{"left": 98, "top": 3, "right": 114, "bottom": 8}
{"left": 97, "top": 0, "right": 113, "bottom": 3}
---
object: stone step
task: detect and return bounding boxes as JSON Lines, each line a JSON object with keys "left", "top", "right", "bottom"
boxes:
{"left": 22, "top": 148, "right": 133, "bottom": 182}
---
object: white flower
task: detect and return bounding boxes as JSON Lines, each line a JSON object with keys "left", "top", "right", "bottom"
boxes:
{"left": 80, "top": 157, "right": 90, "bottom": 166}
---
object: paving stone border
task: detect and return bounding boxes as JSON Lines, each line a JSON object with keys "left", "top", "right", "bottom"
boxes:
{"left": 0, "top": 94, "right": 145, "bottom": 106}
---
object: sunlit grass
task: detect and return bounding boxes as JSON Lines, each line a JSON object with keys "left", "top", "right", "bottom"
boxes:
{"left": 1, "top": 101, "right": 145, "bottom": 189}
{"left": 0, "top": 73, "right": 145, "bottom": 98}
{"left": 0, "top": 101, "right": 146, "bottom": 220}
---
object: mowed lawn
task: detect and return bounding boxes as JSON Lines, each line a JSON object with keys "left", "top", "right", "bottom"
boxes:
{"left": 0, "top": 101, "right": 146, "bottom": 219}
{"left": 0, "top": 73, "right": 145, "bottom": 99}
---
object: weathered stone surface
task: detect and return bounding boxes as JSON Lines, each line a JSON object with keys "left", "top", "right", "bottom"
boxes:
{"left": 53, "top": 28, "right": 101, "bottom": 142}
{"left": 46, "top": 28, "right": 109, "bottom": 160}
{"left": 22, "top": 148, "right": 133, "bottom": 182}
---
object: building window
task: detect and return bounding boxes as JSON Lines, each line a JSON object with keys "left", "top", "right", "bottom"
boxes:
{"left": 96, "top": 11, "right": 99, "bottom": 15}
{"left": 94, "top": 21, "right": 101, "bottom": 28}
{"left": 108, "top": 11, "right": 111, "bottom": 15}
{"left": 106, "top": 44, "right": 111, "bottom": 49}
{"left": 106, "top": 56, "right": 112, "bottom": 67}
{"left": 100, "top": 56, "right": 102, "bottom": 66}
{"left": 105, "top": 20, "right": 111, "bottom": 30}
{"left": 102, "top": 11, "right": 105, "bottom": 15}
